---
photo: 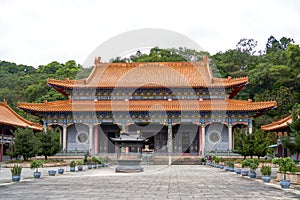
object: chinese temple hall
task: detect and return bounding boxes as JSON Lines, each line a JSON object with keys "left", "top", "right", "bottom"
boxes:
{"left": 0, "top": 100, "right": 42, "bottom": 162}
{"left": 261, "top": 116, "right": 292, "bottom": 158}
{"left": 18, "top": 56, "right": 276, "bottom": 157}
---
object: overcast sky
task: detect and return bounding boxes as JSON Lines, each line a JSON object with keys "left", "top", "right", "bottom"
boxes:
{"left": 0, "top": 0, "right": 300, "bottom": 67}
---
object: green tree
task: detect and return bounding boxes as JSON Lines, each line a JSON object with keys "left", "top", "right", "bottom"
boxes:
{"left": 266, "top": 36, "right": 294, "bottom": 54}
{"left": 7, "top": 127, "right": 38, "bottom": 161}
{"left": 37, "top": 128, "right": 61, "bottom": 160}
{"left": 234, "top": 127, "right": 275, "bottom": 158}
{"left": 287, "top": 44, "right": 300, "bottom": 75}
{"left": 281, "top": 103, "right": 300, "bottom": 156}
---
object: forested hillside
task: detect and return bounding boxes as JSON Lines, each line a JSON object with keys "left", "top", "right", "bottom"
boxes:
{"left": 1, "top": 36, "right": 299, "bottom": 128}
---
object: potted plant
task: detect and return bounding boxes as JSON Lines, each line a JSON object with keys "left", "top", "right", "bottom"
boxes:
{"left": 211, "top": 156, "right": 217, "bottom": 167}
{"left": 241, "top": 159, "right": 250, "bottom": 176}
{"left": 87, "top": 158, "right": 93, "bottom": 169}
{"left": 11, "top": 164, "right": 22, "bottom": 182}
{"left": 76, "top": 160, "right": 83, "bottom": 171}
{"left": 58, "top": 167, "right": 64, "bottom": 174}
{"left": 48, "top": 169, "right": 56, "bottom": 176}
{"left": 261, "top": 165, "right": 272, "bottom": 183}
{"left": 218, "top": 157, "right": 224, "bottom": 169}
{"left": 201, "top": 158, "right": 206, "bottom": 165}
{"left": 228, "top": 161, "right": 235, "bottom": 172}
{"left": 70, "top": 160, "right": 76, "bottom": 172}
{"left": 272, "top": 157, "right": 295, "bottom": 188}
{"left": 235, "top": 168, "right": 242, "bottom": 174}
{"left": 30, "top": 160, "right": 44, "bottom": 178}
{"left": 235, "top": 160, "right": 242, "bottom": 174}
{"left": 248, "top": 158, "right": 259, "bottom": 178}
{"left": 96, "top": 157, "right": 103, "bottom": 168}
{"left": 91, "top": 157, "right": 98, "bottom": 169}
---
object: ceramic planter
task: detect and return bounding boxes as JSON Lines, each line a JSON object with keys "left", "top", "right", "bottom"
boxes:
{"left": 58, "top": 168, "right": 64, "bottom": 174}
{"left": 48, "top": 170, "right": 56, "bottom": 176}
{"left": 33, "top": 171, "right": 41, "bottom": 178}
{"left": 12, "top": 175, "right": 21, "bottom": 182}
{"left": 241, "top": 170, "right": 249, "bottom": 176}
{"left": 70, "top": 167, "right": 75, "bottom": 172}
{"left": 262, "top": 176, "right": 271, "bottom": 183}
{"left": 249, "top": 171, "right": 256, "bottom": 178}
{"left": 229, "top": 167, "right": 234, "bottom": 172}
{"left": 88, "top": 165, "right": 92, "bottom": 169}
{"left": 280, "top": 180, "right": 290, "bottom": 188}
{"left": 97, "top": 164, "right": 102, "bottom": 168}
{"left": 235, "top": 169, "right": 241, "bottom": 174}
{"left": 78, "top": 166, "right": 83, "bottom": 171}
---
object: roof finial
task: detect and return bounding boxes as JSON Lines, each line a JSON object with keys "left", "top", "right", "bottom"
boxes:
{"left": 202, "top": 55, "right": 209, "bottom": 64}
{"left": 3, "top": 99, "right": 7, "bottom": 106}
{"left": 94, "top": 57, "right": 101, "bottom": 65}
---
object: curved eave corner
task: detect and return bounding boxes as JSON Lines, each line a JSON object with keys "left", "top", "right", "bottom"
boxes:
{"left": 228, "top": 78, "right": 249, "bottom": 99}
{"left": 254, "top": 101, "right": 277, "bottom": 118}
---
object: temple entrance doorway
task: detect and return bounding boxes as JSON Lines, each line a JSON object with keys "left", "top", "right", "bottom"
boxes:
{"left": 182, "top": 132, "right": 190, "bottom": 153}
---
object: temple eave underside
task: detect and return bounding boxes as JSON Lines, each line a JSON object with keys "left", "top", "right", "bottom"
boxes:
{"left": 18, "top": 100, "right": 276, "bottom": 156}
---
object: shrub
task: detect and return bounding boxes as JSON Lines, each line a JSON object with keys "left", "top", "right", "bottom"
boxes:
{"left": 70, "top": 161, "right": 76, "bottom": 168}
{"left": 272, "top": 157, "right": 295, "bottom": 180}
{"left": 30, "top": 160, "right": 44, "bottom": 172}
{"left": 261, "top": 165, "right": 272, "bottom": 176}
{"left": 227, "top": 161, "right": 234, "bottom": 168}
{"left": 76, "top": 160, "right": 83, "bottom": 166}
{"left": 241, "top": 158, "right": 258, "bottom": 172}
{"left": 11, "top": 164, "right": 22, "bottom": 176}
{"left": 91, "top": 156, "right": 98, "bottom": 164}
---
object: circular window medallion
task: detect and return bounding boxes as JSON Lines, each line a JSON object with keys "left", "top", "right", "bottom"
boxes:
{"left": 77, "top": 132, "right": 88, "bottom": 143}
{"left": 209, "top": 132, "right": 221, "bottom": 143}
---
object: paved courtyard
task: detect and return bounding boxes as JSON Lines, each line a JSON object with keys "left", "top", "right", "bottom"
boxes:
{"left": 1, "top": 165, "right": 300, "bottom": 199}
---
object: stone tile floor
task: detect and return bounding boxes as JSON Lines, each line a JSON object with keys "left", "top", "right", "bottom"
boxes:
{"left": 0, "top": 165, "right": 300, "bottom": 199}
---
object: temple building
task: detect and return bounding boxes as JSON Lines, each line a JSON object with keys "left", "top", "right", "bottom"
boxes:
{"left": 0, "top": 100, "right": 42, "bottom": 162}
{"left": 18, "top": 56, "right": 276, "bottom": 156}
{"left": 262, "top": 116, "right": 292, "bottom": 158}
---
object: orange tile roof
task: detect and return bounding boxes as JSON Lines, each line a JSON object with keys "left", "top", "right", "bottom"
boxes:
{"left": 48, "top": 60, "right": 248, "bottom": 89}
{"left": 0, "top": 101, "right": 43, "bottom": 130}
{"left": 18, "top": 99, "right": 276, "bottom": 113}
{"left": 261, "top": 115, "right": 292, "bottom": 131}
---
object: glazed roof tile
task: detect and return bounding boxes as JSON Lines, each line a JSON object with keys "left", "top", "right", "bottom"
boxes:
{"left": 0, "top": 101, "right": 43, "bottom": 130}
{"left": 18, "top": 99, "right": 276, "bottom": 113}
{"left": 48, "top": 61, "right": 248, "bottom": 89}
{"left": 261, "top": 116, "right": 292, "bottom": 131}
